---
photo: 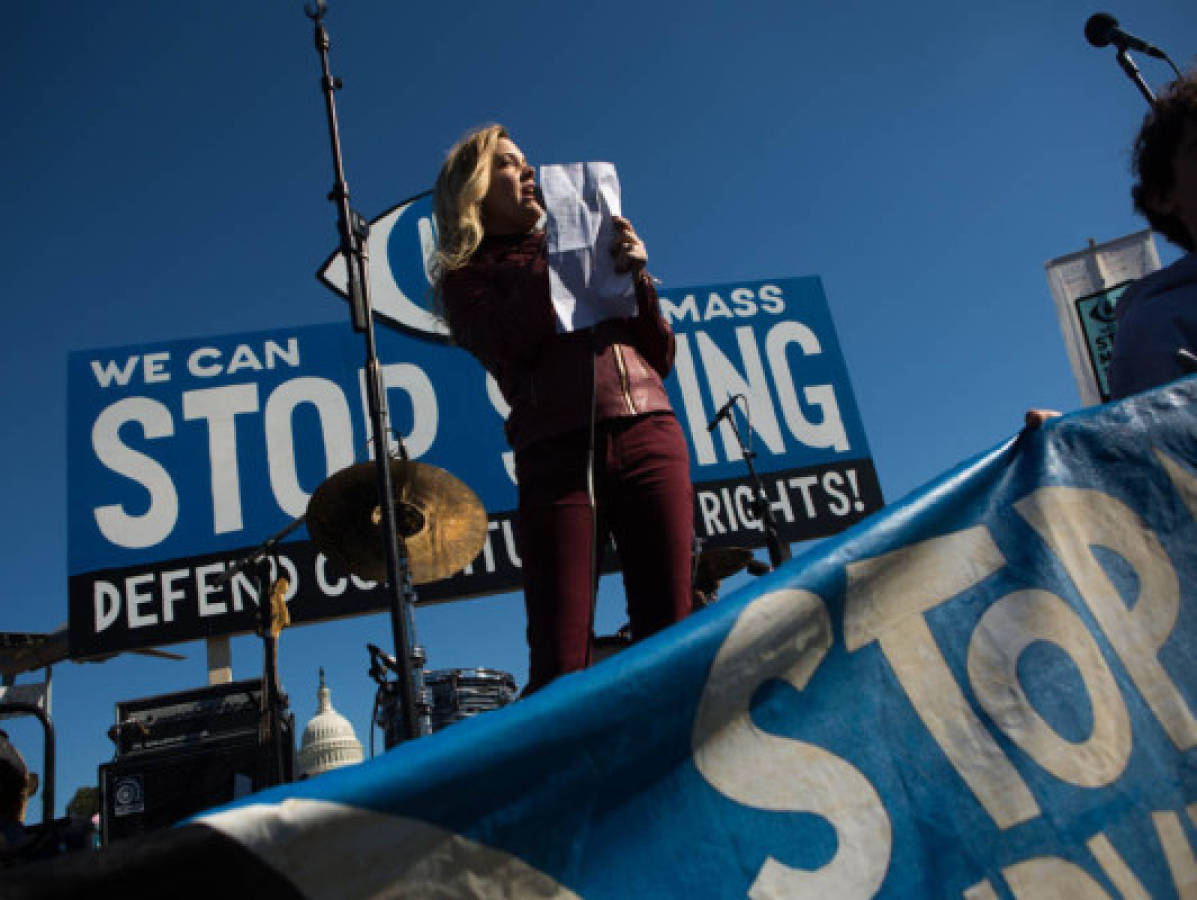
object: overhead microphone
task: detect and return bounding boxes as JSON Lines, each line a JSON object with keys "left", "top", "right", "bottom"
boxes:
{"left": 1084, "top": 12, "right": 1166, "bottom": 59}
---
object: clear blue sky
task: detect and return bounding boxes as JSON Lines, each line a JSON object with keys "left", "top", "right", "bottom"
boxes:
{"left": 2, "top": 1, "right": 1195, "bottom": 821}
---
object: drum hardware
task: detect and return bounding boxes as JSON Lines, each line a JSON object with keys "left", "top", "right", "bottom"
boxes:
{"left": 367, "top": 643, "right": 431, "bottom": 754}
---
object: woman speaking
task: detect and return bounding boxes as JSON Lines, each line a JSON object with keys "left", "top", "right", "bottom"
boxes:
{"left": 432, "top": 124, "right": 694, "bottom": 694}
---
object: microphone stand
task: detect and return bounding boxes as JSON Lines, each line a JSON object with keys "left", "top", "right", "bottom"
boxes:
{"left": 717, "top": 399, "right": 791, "bottom": 569}
{"left": 1116, "top": 49, "right": 1156, "bottom": 106}
{"left": 302, "top": 0, "right": 427, "bottom": 743}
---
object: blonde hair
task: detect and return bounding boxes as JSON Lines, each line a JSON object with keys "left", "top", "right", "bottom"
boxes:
{"left": 430, "top": 124, "right": 509, "bottom": 291}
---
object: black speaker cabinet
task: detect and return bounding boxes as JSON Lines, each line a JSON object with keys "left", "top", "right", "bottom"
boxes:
{"left": 99, "top": 731, "right": 264, "bottom": 845}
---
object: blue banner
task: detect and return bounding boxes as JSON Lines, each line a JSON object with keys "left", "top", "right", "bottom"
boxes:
{"left": 67, "top": 274, "right": 878, "bottom": 656}
{"left": 27, "top": 379, "right": 1197, "bottom": 896}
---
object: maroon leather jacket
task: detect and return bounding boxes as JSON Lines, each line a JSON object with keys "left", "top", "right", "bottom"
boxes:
{"left": 442, "top": 231, "right": 676, "bottom": 452}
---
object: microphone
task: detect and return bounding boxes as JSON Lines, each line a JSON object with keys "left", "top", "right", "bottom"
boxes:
{"left": 707, "top": 395, "right": 740, "bottom": 432}
{"left": 1084, "top": 13, "right": 1166, "bottom": 59}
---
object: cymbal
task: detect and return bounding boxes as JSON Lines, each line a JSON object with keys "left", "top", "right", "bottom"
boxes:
{"left": 694, "top": 546, "right": 755, "bottom": 592}
{"left": 306, "top": 459, "right": 488, "bottom": 585}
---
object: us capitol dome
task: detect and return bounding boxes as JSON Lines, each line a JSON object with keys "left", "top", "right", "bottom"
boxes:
{"left": 298, "top": 668, "right": 364, "bottom": 777}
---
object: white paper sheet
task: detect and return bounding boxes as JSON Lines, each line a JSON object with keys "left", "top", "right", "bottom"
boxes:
{"left": 540, "top": 162, "right": 637, "bottom": 332}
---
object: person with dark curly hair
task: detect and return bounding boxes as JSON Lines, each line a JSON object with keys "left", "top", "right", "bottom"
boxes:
{"left": 1109, "top": 73, "right": 1197, "bottom": 399}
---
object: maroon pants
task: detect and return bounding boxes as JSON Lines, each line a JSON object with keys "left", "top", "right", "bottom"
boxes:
{"left": 515, "top": 412, "right": 694, "bottom": 693}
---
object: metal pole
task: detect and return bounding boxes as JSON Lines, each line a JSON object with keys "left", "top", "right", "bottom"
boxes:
{"left": 303, "top": 1, "right": 425, "bottom": 741}
{"left": 724, "top": 401, "right": 791, "bottom": 568}
{"left": 1116, "top": 49, "right": 1157, "bottom": 106}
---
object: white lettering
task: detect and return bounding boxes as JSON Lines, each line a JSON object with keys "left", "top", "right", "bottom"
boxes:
{"left": 703, "top": 291, "right": 733, "bottom": 320}
{"left": 126, "top": 573, "right": 157, "bottom": 628}
{"left": 1016, "top": 486, "right": 1197, "bottom": 750}
{"left": 766, "top": 321, "right": 849, "bottom": 452}
{"left": 1153, "top": 810, "right": 1197, "bottom": 895}
{"left": 231, "top": 570, "right": 257, "bottom": 612}
{"left": 316, "top": 554, "right": 347, "bottom": 596}
{"left": 789, "top": 475, "right": 818, "bottom": 518}
{"left": 182, "top": 384, "right": 259, "bottom": 534}
{"left": 90, "top": 356, "right": 140, "bottom": 388}
{"left": 697, "top": 490, "right": 725, "bottom": 536}
{"left": 197, "top": 563, "right": 228, "bottom": 616}
{"left": 659, "top": 292, "right": 700, "bottom": 325}
{"left": 92, "top": 398, "right": 179, "bottom": 549}
{"left": 769, "top": 478, "right": 794, "bottom": 524}
{"left": 1087, "top": 834, "right": 1152, "bottom": 900}
{"left": 967, "top": 589, "right": 1131, "bottom": 786}
{"left": 734, "top": 484, "right": 760, "bottom": 530}
{"left": 693, "top": 587, "right": 890, "bottom": 897}
{"left": 1002, "top": 857, "right": 1113, "bottom": 898}
{"left": 226, "top": 344, "right": 263, "bottom": 375}
{"left": 823, "top": 470, "right": 850, "bottom": 515}
{"left": 264, "top": 338, "right": 300, "bottom": 370}
{"left": 265, "top": 377, "right": 355, "bottom": 518}
{"left": 697, "top": 327, "right": 785, "bottom": 460}
{"left": 729, "top": 287, "right": 757, "bottom": 317}
{"left": 360, "top": 363, "right": 438, "bottom": 460}
{"left": 93, "top": 581, "right": 121, "bottom": 632}
{"left": 160, "top": 568, "right": 189, "bottom": 624}
{"left": 143, "top": 352, "right": 171, "bottom": 383}
{"left": 758, "top": 283, "right": 785, "bottom": 314}
{"left": 844, "top": 527, "right": 1041, "bottom": 828}
{"left": 188, "top": 347, "right": 223, "bottom": 378}
{"left": 501, "top": 520, "right": 521, "bottom": 567}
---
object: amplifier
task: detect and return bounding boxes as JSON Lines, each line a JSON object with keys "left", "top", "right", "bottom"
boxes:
{"left": 100, "top": 730, "right": 262, "bottom": 844}
{"left": 111, "top": 678, "right": 263, "bottom": 756}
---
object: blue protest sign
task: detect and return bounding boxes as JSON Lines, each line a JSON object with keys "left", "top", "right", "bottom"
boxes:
{"left": 70, "top": 232, "right": 877, "bottom": 656}
{"left": 68, "top": 271, "right": 878, "bottom": 656}
{"left": 35, "top": 378, "right": 1197, "bottom": 897}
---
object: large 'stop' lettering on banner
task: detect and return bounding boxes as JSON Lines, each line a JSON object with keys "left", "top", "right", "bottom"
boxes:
{"left": 67, "top": 275, "right": 876, "bottom": 654}
{"left": 184, "top": 379, "right": 1193, "bottom": 898}
{"left": 27, "top": 379, "right": 1191, "bottom": 896}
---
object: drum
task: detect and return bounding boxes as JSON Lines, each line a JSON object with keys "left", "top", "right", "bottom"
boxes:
{"left": 423, "top": 668, "right": 518, "bottom": 732}
{"left": 376, "top": 667, "right": 517, "bottom": 748}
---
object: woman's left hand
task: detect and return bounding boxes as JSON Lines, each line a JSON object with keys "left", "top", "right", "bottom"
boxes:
{"left": 611, "top": 216, "right": 648, "bottom": 275}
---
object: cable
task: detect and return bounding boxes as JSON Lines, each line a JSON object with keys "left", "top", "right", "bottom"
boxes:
{"left": 585, "top": 334, "right": 600, "bottom": 666}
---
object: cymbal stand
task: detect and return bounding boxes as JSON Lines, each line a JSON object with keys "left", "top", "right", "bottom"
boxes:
{"left": 303, "top": 0, "right": 427, "bottom": 741}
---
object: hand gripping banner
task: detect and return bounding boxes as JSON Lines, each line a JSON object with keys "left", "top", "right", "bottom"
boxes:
{"left": 20, "top": 379, "right": 1197, "bottom": 897}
